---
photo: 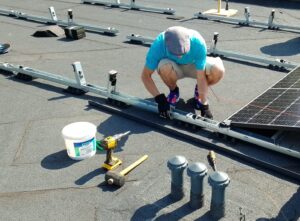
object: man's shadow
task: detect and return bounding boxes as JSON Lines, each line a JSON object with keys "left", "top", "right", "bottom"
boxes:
{"left": 256, "top": 186, "right": 300, "bottom": 221}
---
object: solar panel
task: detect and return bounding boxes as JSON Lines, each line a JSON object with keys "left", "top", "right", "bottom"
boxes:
{"left": 229, "top": 66, "right": 300, "bottom": 131}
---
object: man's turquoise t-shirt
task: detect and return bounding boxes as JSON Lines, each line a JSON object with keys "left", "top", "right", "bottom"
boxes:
{"left": 145, "top": 29, "right": 207, "bottom": 71}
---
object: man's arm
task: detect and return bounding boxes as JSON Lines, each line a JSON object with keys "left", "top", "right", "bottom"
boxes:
{"left": 141, "top": 66, "right": 170, "bottom": 118}
{"left": 141, "top": 66, "right": 160, "bottom": 97}
{"left": 196, "top": 70, "right": 209, "bottom": 104}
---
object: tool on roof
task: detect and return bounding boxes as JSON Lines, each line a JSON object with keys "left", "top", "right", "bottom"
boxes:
{"left": 207, "top": 150, "right": 217, "bottom": 171}
{"left": 105, "top": 154, "right": 148, "bottom": 187}
{"left": 99, "top": 131, "right": 130, "bottom": 170}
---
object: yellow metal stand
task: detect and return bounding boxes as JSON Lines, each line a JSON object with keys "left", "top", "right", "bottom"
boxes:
{"left": 203, "top": 0, "right": 238, "bottom": 17}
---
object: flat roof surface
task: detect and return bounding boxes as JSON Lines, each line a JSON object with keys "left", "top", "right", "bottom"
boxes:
{"left": 0, "top": 0, "right": 300, "bottom": 220}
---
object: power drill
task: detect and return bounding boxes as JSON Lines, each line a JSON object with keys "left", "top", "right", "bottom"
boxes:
{"left": 99, "top": 131, "right": 130, "bottom": 170}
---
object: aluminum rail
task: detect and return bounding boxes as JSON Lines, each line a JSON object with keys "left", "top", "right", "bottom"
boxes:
{"left": 0, "top": 8, "right": 51, "bottom": 23}
{"left": 0, "top": 61, "right": 300, "bottom": 159}
{"left": 126, "top": 34, "right": 153, "bottom": 44}
{"left": 0, "top": 8, "right": 118, "bottom": 35}
{"left": 195, "top": 12, "right": 268, "bottom": 27}
{"left": 81, "top": 0, "right": 175, "bottom": 15}
{"left": 208, "top": 48, "right": 298, "bottom": 70}
{"left": 126, "top": 34, "right": 299, "bottom": 70}
{"left": 194, "top": 8, "right": 300, "bottom": 33}
{"left": 88, "top": 100, "right": 300, "bottom": 183}
{"left": 56, "top": 20, "right": 118, "bottom": 35}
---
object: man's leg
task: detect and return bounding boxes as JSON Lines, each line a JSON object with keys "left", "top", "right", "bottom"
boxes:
{"left": 157, "top": 59, "right": 183, "bottom": 105}
{"left": 206, "top": 65, "right": 224, "bottom": 86}
{"left": 157, "top": 59, "right": 183, "bottom": 90}
{"left": 181, "top": 63, "right": 214, "bottom": 119}
{"left": 205, "top": 57, "right": 225, "bottom": 86}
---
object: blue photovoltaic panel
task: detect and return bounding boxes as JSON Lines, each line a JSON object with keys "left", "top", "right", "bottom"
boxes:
{"left": 229, "top": 66, "right": 300, "bottom": 131}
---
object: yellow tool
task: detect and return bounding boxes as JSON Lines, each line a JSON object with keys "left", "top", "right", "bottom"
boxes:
{"left": 207, "top": 150, "right": 217, "bottom": 171}
{"left": 105, "top": 155, "right": 149, "bottom": 187}
{"left": 100, "top": 131, "right": 130, "bottom": 170}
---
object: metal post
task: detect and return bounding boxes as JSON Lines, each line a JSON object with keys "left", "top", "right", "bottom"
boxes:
{"left": 268, "top": 9, "right": 275, "bottom": 29}
{"left": 67, "top": 9, "right": 73, "bottom": 25}
{"left": 48, "top": 6, "right": 58, "bottom": 22}
{"left": 217, "top": 0, "right": 221, "bottom": 13}
{"left": 107, "top": 70, "right": 118, "bottom": 95}
{"left": 187, "top": 162, "right": 207, "bottom": 209}
{"left": 167, "top": 156, "right": 188, "bottom": 201}
{"left": 208, "top": 171, "right": 230, "bottom": 220}
{"left": 244, "top": 7, "right": 250, "bottom": 25}
{"left": 211, "top": 32, "right": 219, "bottom": 52}
{"left": 72, "top": 62, "right": 87, "bottom": 86}
{"left": 130, "top": 0, "right": 136, "bottom": 8}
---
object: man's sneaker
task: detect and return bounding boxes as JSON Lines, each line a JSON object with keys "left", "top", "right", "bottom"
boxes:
{"left": 195, "top": 100, "right": 213, "bottom": 119}
{"left": 0, "top": 43, "right": 10, "bottom": 54}
{"left": 167, "top": 86, "right": 180, "bottom": 106}
{"left": 194, "top": 84, "right": 213, "bottom": 119}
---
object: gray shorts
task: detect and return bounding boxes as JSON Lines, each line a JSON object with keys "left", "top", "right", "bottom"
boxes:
{"left": 157, "top": 59, "right": 197, "bottom": 79}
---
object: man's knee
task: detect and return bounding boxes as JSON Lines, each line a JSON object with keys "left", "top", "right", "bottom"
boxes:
{"left": 207, "top": 68, "right": 224, "bottom": 85}
{"left": 158, "top": 63, "right": 173, "bottom": 76}
{"left": 207, "top": 58, "right": 225, "bottom": 85}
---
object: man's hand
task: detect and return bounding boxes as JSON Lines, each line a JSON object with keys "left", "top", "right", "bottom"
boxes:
{"left": 155, "top": 93, "right": 170, "bottom": 118}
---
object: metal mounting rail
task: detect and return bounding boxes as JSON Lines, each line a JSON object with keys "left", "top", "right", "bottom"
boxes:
{"left": 194, "top": 7, "right": 300, "bottom": 33}
{"left": 81, "top": 0, "right": 175, "bottom": 15}
{"left": 126, "top": 33, "right": 299, "bottom": 70}
{"left": 0, "top": 7, "right": 118, "bottom": 35}
{"left": 1, "top": 61, "right": 300, "bottom": 159}
{"left": 88, "top": 101, "right": 300, "bottom": 183}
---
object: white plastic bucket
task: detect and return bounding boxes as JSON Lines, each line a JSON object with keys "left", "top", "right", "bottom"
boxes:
{"left": 62, "top": 122, "right": 97, "bottom": 160}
